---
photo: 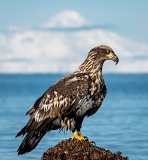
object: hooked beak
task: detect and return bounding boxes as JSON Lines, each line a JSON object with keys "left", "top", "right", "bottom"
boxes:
{"left": 113, "top": 55, "right": 119, "bottom": 65}
{"left": 106, "top": 52, "right": 119, "bottom": 65}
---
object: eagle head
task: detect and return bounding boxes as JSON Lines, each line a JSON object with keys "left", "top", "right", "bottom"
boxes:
{"left": 76, "top": 45, "right": 119, "bottom": 74}
{"left": 88, "top": 45, "right": 119, "bottom": 65}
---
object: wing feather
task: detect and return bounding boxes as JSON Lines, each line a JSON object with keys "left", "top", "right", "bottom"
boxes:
{"left": 28, "top": 73, "right": 90, "bottom": 122}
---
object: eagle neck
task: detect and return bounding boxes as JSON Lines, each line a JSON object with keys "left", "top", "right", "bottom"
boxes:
{"left": 74, "top": 59, "right": 105, "bottom": 78}
{"left": 88, "top": 61, "right": 104, "bottom": 80}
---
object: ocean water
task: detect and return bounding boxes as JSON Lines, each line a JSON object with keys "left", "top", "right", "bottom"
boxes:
{"left": 0, "top": 73, "right": 148, "bottom": 160}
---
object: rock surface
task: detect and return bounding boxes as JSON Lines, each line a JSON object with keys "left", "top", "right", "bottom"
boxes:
{"left": 41, "top": 139, "right": 128, "bottom": 160}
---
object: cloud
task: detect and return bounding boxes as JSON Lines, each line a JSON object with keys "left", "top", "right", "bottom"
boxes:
{"left": 0, "top": 10, "right": 148, "bottom": 73}
{"left": 43, "top": 10, "right": 89, "bottom": 28}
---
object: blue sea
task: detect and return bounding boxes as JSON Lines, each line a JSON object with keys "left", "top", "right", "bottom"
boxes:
{"left": 0, "top": 73, "right": 148, "bottom": 160}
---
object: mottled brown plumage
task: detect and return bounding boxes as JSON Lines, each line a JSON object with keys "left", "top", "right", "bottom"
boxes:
{"left": 16, "top": 45, "right": 119, "bottom": 155}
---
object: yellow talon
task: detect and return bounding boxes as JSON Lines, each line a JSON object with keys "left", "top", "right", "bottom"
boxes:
{"left": 71, "top": 131, "right": 95, "bottom": 144}
{"left": 77, "top": 131, "right": 85, "bottom": 140}
{"left": 71, "top": 131, "right": 85, "bottom": 140}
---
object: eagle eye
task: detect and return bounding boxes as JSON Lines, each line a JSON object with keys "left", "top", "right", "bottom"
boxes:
{"left": 106, "top": 50, "right": 109, "bottom": 53}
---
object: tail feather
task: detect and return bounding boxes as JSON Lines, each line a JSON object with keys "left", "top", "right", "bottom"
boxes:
{"left": 17, "top": 131, "right": 45, "bottom": 155}
{"left": 16, "top": 118, "right": 57, "bottom": 155}
{"left": 16, "top": 118, "right": 35, "bottom": 138}
{"left": 16, "top": 126, "right": 27, "bottom": 138}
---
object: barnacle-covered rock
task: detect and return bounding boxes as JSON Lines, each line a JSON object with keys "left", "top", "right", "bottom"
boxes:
{"left": 42, "top": 139, "right": 128, "bottom": 160}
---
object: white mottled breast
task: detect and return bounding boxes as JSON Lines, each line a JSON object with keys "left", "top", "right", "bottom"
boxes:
{"left": 76, "top": 95, "right": 94, "bottom": 116}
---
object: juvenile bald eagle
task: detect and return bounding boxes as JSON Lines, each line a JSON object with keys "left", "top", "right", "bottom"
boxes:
{"left": 16, "top": 45, "right": 119, "bottom": 155}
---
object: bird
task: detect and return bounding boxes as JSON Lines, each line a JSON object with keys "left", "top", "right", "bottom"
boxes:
{"left": 16, "top": 45, "right": 119, "bottom": 155}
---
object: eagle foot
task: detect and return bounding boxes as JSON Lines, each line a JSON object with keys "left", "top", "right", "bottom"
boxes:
{"left": 84, "top": 136, "right": 96, "bottom": 145}
{"left": 71, "top": 131, "right": 85, "bottom": 140}
{"left": 71, "top": 131, "right": 95, "bottom": 145}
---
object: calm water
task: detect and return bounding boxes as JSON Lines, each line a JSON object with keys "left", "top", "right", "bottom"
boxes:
{"left": 0, "top": 73, "right": 148, "bottom": 160}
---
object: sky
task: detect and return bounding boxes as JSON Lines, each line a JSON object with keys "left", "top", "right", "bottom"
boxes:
{"left": 0, "top": 0, "right": 148, "bottom": 73}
